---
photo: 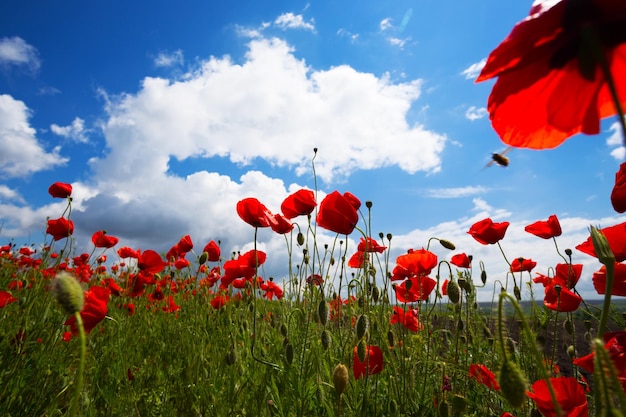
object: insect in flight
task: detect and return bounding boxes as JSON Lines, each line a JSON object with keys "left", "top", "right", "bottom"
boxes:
{"left": 485, "top": 147, "right": 513, "bottom": 168}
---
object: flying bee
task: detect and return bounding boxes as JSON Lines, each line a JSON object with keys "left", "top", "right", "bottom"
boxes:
{"left": 485, "top": 147, "right": 512, "bottom": 168}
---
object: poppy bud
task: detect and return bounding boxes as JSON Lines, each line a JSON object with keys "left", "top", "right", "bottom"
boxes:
{"left": 371, "top": 286, "right": 380, "bottom": 303}
{"left": 439, "top": 239, "right": 456, "bottom": 250}
{"left": 357, "top": 339, "right": 367, "bottom": 363}
{"left": 280, "top": 323, "right": 288, "bottom": 338}
{"left": 563, "top": 319, "right": 574, "bottom": 335}
{"left": 52, "top": 272, "right": 84, "bottom": 315}
{"left": 514, "top": 285, "right": 521, "bottom": 301}
{"left": 198, "top": 251, "right": 208, "bottom": 265}
{"left": 318, "top": 300, "right": 329, "bottom": 326}
{"left": 387, "top": 329, "right": 394, "bottom": 348}
{"left": 590, "top": 226, "right": 616, "bottom": 266}
{"left": 566, "top": 345, "right": 576, "bottom": 358}
{"left": 297, "top": 232, "right": 305, "bottom": 246}
{"left": 356, "top": 314, "right": 368, "bottom": 340}
{"left": 499, "top": 360, "right": 527, "bottom": 408}
{"left": 225, "top": 346, "right": 236, "bottom": 365}
{"left": 388, "top": 399, "right": 397, "bottom": 414}
{"left": 447, "top": 279, "right": 460, "bottom": 304}
{"left": 481, "top": 270, "right": 487, "bottom": 284}
{"left": 321, "top": 329, "right": 331, "bottom": 350}
{"left": 451, "top": 394, "right": 466, "bottom": 413}
{"left": 285, "top": 342, "right": 294, "bottom": 365}
{"left": 332, "top": 364, "right": 349, "bottom": 396}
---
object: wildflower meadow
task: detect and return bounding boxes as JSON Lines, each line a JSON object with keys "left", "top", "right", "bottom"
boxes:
{"left": 2, "top": 1, "right": 626, "bottom": 416}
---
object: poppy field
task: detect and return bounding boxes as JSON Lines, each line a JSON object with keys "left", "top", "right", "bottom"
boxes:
{"left": 3, "top": 1, "right": 626, "bottom": 416}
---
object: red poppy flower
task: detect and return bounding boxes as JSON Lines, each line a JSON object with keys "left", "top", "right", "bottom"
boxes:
{"left": 316, "top": 191, "right": 360, "bottom": 235}
{"left": 211, "top": 294, "right": 229, "bottom": 309}
{"left": 137, "top": 250, "right": 166, "bottom": 274}
{"left": 543, "top": 284, "right": 582, "bottom": 312}
{"left": 576, "top": 221, "right": 626, "bottom": 262}
{"left": 162, "top": 296, "right": 180, "bottom": 313}
{"left": 202, "top": 240, "right": 221, "bottom": 262}
{"left": 357, "top": 237, "right": 386, "bottom": 253}
{"left": 306, "top": 274, "right": 323, "bottom": 286}
{"left": 394, "top": 276, "right": 437, "bottom": 303}
{"left": 468, "top": 218, "right": 509, "bottom": 245}
{"left": 476, "top": 0, "right": 626, "bottom": 149}
{"left": 270, "top": 213, "right": 294, "bottom": 234}
{"left": 260, "top": 279, "right": 284, "bottom": 300}
{"left": 534, "top": 263, "right": 583, "bottom": 289}
{"left": 612, "top": 162, "right": 626, "bottom": 213}
{"left": 593, "top": 262, "right": 626, "bottom": 296}
{"left": 347, "top": 251, "right": 368, "bottom": 268}
{"left": 343, "top": 192, "right": 361, "bottom": 210}
{"left": 353, "top": 345, "right": 384, "bottom": 379}
{"left": 281, "top": 189, "right": 316, "bottom": 219}
{"left": 91, "top": 230, "right": 119, "bottom": 248}
{"left": 117, "top": 246, "right": 140, "bottom": 259}
{"left": 101, "top": 278, "right": 122, "bottom": 296}
{"left": 0, "top": 290, "right": 18, "bottom": 307}
{"left": 390, "top": 306, "right": 423, "bottom": 332}
{"left": 527, "top": 377, "right": 588, "bottom": 417}
{"left": 65, "top": 286, "right": 110, "bottom": 335}
{"left": 450, "top": 253, "right": 471, "bottom": 268}
{"left": 48, "top": 182, "right": 72, "bottom": 198}
{"left": 441, "top": 279, "right": 449, "bottom": 296}
{"left": 391, "top": 248, "right": 438, "bottom": 280}
{"left": 574, "top": 331, "right": 626, "bottom": 376}
{"left": 468, "top": 364, "right": 500, "bottom": 391}
{"left": 174, "top": 257, "right": 190, "bottom": 270}
{"left": 510, "top": 257, "right": 537, "bottom": 273}
{"left": 237, "top": 198, "right": 277, "bottom": 228}
{"left": 525, "top": 215, "right": 562, "bottom": 239}
{"left": 46, "top": 217, "right": 74, "bottom": 241}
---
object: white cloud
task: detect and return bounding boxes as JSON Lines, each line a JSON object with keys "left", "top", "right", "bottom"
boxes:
{"left": 0, "top": 185, "right": 25, "bottom": 204}
{"left": 426, "top": 186, "right": 488, "bottom": 199}
{"left": 274, "top": 13, "right": 315, "bottom": 31}
{"left": 51, "top": 117, "right": 90, "bottom": 143}
{"left": 465, "top": 105, "right": 488, "bottom": 121}
{"left": 94, "top": 37, "right": 445, "bottom": 185}
{"left": 379, "top": 18, "right": 393, "bottom": 31}
{"left": 606, "top": 121, "right": 626, "bottom": 160}
{"left": 387, "top": 37, "right": 411, "bottom": 49}
{"left": 0, "top": 37, "right": 40, "bottom": 73}
{"left": 461, "top": 58, "right": 487, "bottom": 80}
{"left": 0, "top": 94, "right": 68, "bottom": 177}
{"left": 154, "top": 49, "right": 184, "bottom": 67}
{"left": 337, "top": 28, "right": 359, "bottom": 43}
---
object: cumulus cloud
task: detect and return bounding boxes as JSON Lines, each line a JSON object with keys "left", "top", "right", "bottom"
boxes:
{"left": 51, "top": 117, "right": 90, "bottom": 143}
{"left": 94, "top": 37, "right": 445, "bottom": 185}
{"left": 0, "top": 185, "right": 25, "bottom": 204}
{"left": 274, "top": 13, "right": 315, "bottom": 31}
{"left": 465, "top": 105, "right": 488, "bottom": 121}
{"left": 154, "top": 49, "right": 184, "bottom": 67}
{"left": 0, "top": 36, "right": 40, "bottom": 73}
{"left": 0, "top": 94, "right": 68, "bottom": 177}
{"left": 461, "top": 58, "right": 486, "bottom": 80}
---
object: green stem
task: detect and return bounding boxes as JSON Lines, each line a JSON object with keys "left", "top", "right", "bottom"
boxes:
{"left": 69, "top": 312, "right": 86, "bottom": 417}
{"left": 597, "top": 260, "right": 615, "bottom": 338}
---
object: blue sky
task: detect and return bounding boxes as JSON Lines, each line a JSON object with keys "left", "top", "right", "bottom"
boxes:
{"left": 0, "top": 0, "right": 624, "bottom": 301}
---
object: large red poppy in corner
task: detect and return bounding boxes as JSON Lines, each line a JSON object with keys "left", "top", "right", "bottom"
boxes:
{"left": 476, "top": 0, "right": 626, "bottom": 149}
{"left": 527, "top": 377, "right": 588, "bottom": 417}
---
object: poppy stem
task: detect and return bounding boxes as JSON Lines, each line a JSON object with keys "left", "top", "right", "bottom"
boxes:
{"left": 68, "top": 312, "right": 86, "bottom": 417}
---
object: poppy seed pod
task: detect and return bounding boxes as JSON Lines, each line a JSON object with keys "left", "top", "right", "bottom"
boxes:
{"left": 499, "top": 360, "right": 527, "bottom": 408}
{"left": 52, "top": 272, "right": 84, "bottom": 315}
{"left": 332, "top": 364, "right": 349, "bottom": 396}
